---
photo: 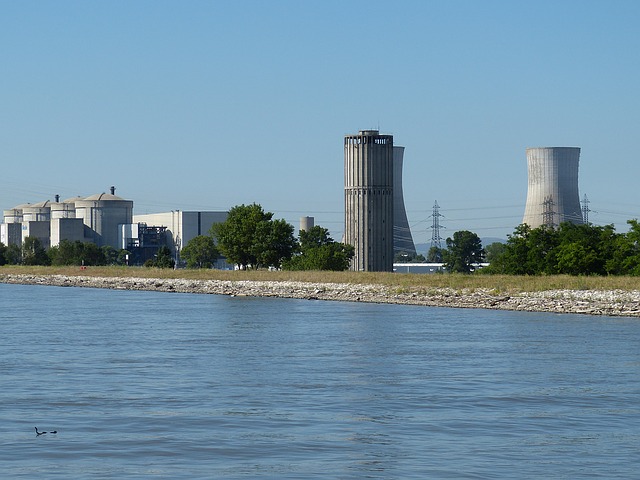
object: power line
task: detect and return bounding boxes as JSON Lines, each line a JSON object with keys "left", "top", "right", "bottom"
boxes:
{"left": 428, "top": 200, "right": 444, "bottom": 251}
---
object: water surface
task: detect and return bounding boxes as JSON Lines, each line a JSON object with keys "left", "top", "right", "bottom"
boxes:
{"left": 1, "top": 283, "right": 639, "bottom": 478}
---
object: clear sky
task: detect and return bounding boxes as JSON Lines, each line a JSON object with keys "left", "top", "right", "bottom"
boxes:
{"left": 2, "top": 0, "right": 639, "bottom": 247}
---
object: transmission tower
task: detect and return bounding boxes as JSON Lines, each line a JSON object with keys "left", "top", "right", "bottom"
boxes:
{"left": 581, "top": 194, "right": 591, "bottom": 225}
{"left": 429, "top": 200, "right": 444, "bottom": 251}
{"left": 542, "top": 195, "right": 556, "bottom": 228}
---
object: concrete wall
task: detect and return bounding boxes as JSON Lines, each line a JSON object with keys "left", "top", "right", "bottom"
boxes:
{"left": 344, "top": 130, "right": 394, "bottom": 272}
{"left": 50, "top": 218, "right": 85, "bottom": 247}
{"left": 1, "top": 223, "right": 22, "bottom": 246}
{"left": 22, "top": 221, "right": 51, "bottom": 249}
{"left": 522, "top": 147, "right": 583, "bottom": 228}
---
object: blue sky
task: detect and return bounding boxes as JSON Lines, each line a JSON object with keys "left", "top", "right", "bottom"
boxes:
{"left": 2, "top": 0, "right": 639, "bottom": 246}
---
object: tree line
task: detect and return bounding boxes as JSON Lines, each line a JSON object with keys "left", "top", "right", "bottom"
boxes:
{"left": 0, "top": 238, "right": 130, "bottom": 267}
{"left": 392, "top": 220, "right": 640, "bottom": 276}
{"left": 483, "top": 220, "right": 640, "bottom": 276}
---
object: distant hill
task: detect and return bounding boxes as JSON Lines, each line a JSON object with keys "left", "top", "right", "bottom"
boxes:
{"left": 481, "top": 237, "right": 507, "bottom": 246}
{"left": 415, "top": 237, "right": 506, "bottom": 254}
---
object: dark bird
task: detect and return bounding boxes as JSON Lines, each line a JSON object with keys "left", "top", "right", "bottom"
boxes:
{"left": 50, "top": 431, "right": 57, "bottom": 434}
{"left": 35, "top": 427, "right": 46, "bottom": 436}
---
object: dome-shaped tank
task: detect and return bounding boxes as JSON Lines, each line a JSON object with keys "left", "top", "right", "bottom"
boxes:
{"left": 3, "top": 203, "right": 30, "bottom": 223}
{"left": 22, "top": 200, "right": 51, "bottom": 222}
{"left": 74, "top": 189, "right": 133, "bottom": 248}
{"left": 51, "top": 196, "right": 81, "bottom": 219}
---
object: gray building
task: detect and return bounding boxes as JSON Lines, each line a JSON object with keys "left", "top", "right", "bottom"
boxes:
{"left": 522, "top": 147, "right": 583, "bottom": 228}
{"left": 344, "top": 130, "right": 394, "bottom": 272}
{"left": 132, "top": 210, "right": 228, "bottom": 256}
{"left": 75, "top": 188, "right": 134, "bottom": 248}
{"left": 392, "top": 146, "right": 416, "bottom": 256}
{"left": 299, "top": 216, "right": 314, "bottom": 235}
{"left": 1, "top": 187, "right": 133, "bottom": 251}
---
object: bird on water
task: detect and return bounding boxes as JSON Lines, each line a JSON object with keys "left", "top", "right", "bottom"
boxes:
{"left": 35, "top": 427, "right": 57, "bottom": 435}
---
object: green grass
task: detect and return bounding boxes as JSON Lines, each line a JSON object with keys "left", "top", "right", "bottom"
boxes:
{"left": 2, "top": 265, "right": 640, "bottom": 293}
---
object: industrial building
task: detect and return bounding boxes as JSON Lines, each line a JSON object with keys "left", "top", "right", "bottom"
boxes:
{"left": 344, "top": 130, "right": 395, "bottom": 272}
{"left": 132, "top": 210, "right": 228, "bottom": 259}
{"left": 1, "top": 187, "right": 228, "bottom": 266}
{"left": 1, "top": 187, "right": 133, "bottom": 251}
{"left": 522, "top": 147, "right": 583, "bottom": 228}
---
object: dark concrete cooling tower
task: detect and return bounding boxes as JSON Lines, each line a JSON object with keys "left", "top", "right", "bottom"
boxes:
{"left": 344, "top": 130, "right": 394, "bottom": 272}
{"left": 522, "top": 147, "right": 583, "bottom": 228}
{"left": 392, "top": 146, "right": 416, "bottom": 256}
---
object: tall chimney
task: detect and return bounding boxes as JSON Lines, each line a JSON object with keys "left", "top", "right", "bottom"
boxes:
{"left": 110, "top": 186, "right": 115, "bottom": 195}
{"left": 55, "top": 194, "right": 60, "bottom": 202}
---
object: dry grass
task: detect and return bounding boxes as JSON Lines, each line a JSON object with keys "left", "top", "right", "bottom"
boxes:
{"left": 2, "top": 265, "right": 640, "bottom": 293}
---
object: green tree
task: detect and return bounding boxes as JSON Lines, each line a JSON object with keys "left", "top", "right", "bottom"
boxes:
{"left": 554, "top": 222, "right": 616, "bottom": 275}
{"left": 117, "top": 249, "right": 131, "bottom": 266}
{"left": 488, "top": 224, "right": 531, "bottom": 274}
{"left": 144, "top": 246, "right": 175, "bottom": 268}
{"left": 212, "top": 203, "right": 296, "bottom": 269}
{"left": 525, "top": 225, "right": 560, "bottom": 274}
{"left": 48, "top": 240, "right": 107, "bottom": 266}
{"left": 252, "top": 218, "right": 297, "bottom": 269}
{"left": 0, "top": 242, "right": 7, "bottom": 266}
{"left": 484, "top": 242, "right": 506, "bottom": 264}
{"left": 484, "top": 224, "right": 549, "bottom": 275}
{"left": 485, "top": 222, "right": 624, "bottom": 276}
{"left": 555, "top": 242, "right": 597, "bottom": 275}
{"left": 426, "top": 246, "right": 444, "bottom": 262}
{"left": 78, "top": 242, "right": 106, "bottom": 266}
{"left": 181, "top": 235, "right": 219, "bottom": 268}
{"left": 101, "top": 245, "right": 131, "bottom": 265}
{"left": 283, "top": 226, "right": 354, "bottom": 271}
{"left": 22, "top": 237, "right": 50, "bottom": 266}
{"left": 442, "top": 230, "right": 484, "bottom": 273}
{"left": 4, "top": 244, "right": 22, "bottom": 265}
{"left": 48, "top": 240, "right": 76, "bottom": 265}
{"left": 605, "top": 220, "right": 640, "bottom": 275}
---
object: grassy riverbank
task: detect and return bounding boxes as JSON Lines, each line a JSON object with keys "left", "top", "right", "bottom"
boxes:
{"left": 2, "top": 265, "right": 640, "bottom": 293}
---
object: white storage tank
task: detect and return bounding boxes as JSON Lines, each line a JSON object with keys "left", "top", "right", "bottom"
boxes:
{"left": 51, "top": 195, "right": 80, "bottom": 219}
{"left": 74, "top": 187, "right": 133, "bottom": 248}
{"left": 3, "top": 203, "right": 29, "bottom": 224}
{"left": 22, "top": 200, "right": 51, "bottom": 222}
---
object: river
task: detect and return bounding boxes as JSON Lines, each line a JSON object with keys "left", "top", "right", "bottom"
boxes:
{"left": 1, "top": 283, "right": 639, "bottom": 478}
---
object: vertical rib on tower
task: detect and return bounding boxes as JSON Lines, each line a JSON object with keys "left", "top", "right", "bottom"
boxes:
{"left": 522, "top": 147, "right": 583, "bottom": 229}
{"left": 344, "top": 130, "right": 394, "bottom": 272}
{"left": 392, "top": 146, "right": 416, "bottom": 256}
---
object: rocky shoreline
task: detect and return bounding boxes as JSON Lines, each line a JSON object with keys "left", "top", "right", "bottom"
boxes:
{"left": 2, "top": 273, "right": 640, "bottom": 317}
